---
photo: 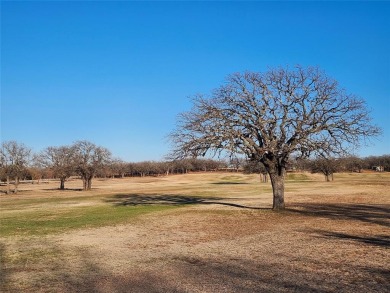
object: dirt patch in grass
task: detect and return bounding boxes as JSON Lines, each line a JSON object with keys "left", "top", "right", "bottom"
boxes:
{"left": 1, "top": 172, "right": 389, "bottom": 292}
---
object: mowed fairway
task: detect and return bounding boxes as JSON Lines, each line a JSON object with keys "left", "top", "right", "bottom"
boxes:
{"left": 0, "top": 172, "right": 389, "bottom": 293}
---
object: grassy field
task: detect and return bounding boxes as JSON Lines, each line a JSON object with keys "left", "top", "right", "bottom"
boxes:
{"left": 0, "top": 172, "right": 389, "bottom": 292}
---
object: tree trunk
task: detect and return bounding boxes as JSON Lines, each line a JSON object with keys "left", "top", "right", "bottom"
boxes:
{"left": 60, "top": 178, "right": 65, "bottom": 190}
{"left": 269, "top": 169, "right": 286, "bottom": 210}
{"left": 82, "top": 178, "right": 88, "bottom": 191}
{"left": 6, "top": 175, "right": 10, "bottom": 194}
{"left": 14, "top": 176, "right": 19, "bottom": 194}
{"left": 87, "top": 178, "right": 92, "bottom": 190}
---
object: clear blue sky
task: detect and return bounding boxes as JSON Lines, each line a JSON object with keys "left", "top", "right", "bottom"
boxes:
{"left": 1, "top": 1, "right": 389, "bottom": 161}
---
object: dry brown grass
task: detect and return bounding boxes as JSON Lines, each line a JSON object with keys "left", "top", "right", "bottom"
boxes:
{"left": 1, "top": 172, "right": 389, "bottom": 292}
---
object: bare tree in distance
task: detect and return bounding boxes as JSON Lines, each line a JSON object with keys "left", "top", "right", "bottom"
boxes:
{"left": 0, "top": 141, "right": 31, "bottom": 194}
{"left": 30, "top": 154, "right": 47, "bottom": 184}
{"left": 110, "top": 158, "right": 128, "bottom": 178}
{"left": 169, "top": 66, "right": 381, "bottom": 210}
{"left": 243, "top": 160, "right": 268, "bottom": 183}
{"left": 72, "top": 141, "right": 112, "bottom": 191}
{"left": 364, "top": 155, "right": 390, "bottom": 171}
{"left": 342, "top": 156, "right": 366, "bottom": 173}
{"left": 309, "top": 157, "right": 340, "bottom": 182}
{"left": 39, "top": 146, "right": 76, "bottom": 189}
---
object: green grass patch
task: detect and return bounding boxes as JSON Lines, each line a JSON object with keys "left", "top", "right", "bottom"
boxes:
{"left": 220, "top": 175, "right": 245, "bottom": 181}
{"left": 0, "top": 195, "right": 97, "bottom": 208}
{"left": 287, "top": 173, "right": 311, "bottom": 182}
{"left": 0, "top": 204, "right": 176, "bottom": 237}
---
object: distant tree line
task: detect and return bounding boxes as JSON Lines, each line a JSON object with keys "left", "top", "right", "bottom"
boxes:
{"left": 0, "top": 140, "right": 228, "bottom": 193}
{"left": 98, "top": 158, "right": 227, "bottom": 179}
{"left": 244, "top": 155, "right": 390, "bottom": 182}
{"left": 1, "top": 140, "right": 388, "bottom": 194}
{"left": 0, "top": 140, "right": 112, "bottom": 193}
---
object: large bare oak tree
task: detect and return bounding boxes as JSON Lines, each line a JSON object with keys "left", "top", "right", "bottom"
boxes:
{"left": 0, "top": 141, "right": 31, "bottom": 194}
{"left": 73, "top": 141, "right": 112, "bottom": 191}
{"left": 169, "top": 66, "right": 381, "bottom": 210}
{"left": 38, "top": 146, "right": 75, "bottom": 190}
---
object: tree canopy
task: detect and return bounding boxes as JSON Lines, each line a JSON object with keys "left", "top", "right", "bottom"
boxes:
{"left": 0, "top": 141, "right": 31, "bottom": 193}
{"left": 73, "top": 141, "right": 112, "bottom": 190}
{"left": 38, "top": 146, "right": 75, "bottom": 190}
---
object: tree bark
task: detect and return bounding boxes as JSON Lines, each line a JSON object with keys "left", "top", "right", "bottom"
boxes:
{"left": 6, "top": 175, "right": 10, "bottom": 194}
{"left": 82, "top": 178, "right": 88, "bottom": 191}
{"left": 14, "top": 176, "right": 19, "bottom": 194}
{"left": 60, "top": 178, "right": 65, "bottom": 190}
{"left": 87, "top": 177, "right": 92, "bottom": 190}
{"left": 269, "top": 169, "right": 286, "bottom": 210}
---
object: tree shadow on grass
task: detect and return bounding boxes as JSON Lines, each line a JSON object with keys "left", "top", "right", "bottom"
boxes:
{"left": 211, "top": 182, "right": 249, "bottom": 185}
{"left": 288, "top": 204, "right": 390, "bottom": 249}
{"left": 105, "top": 194, "right": 267, "bottom": 210}
{"left": 43, "top": 188, "right": 84, "bottom": 191}
{"left": 4, "top": 239, "right": 389, "bottom": 293}
{"left": 170, "top": 256, "right": 389, "bottom": 292}
{"left": 310, "top": 230, "right": 390, "bottom": 248}
{"left": 287, "top": 203, "right": 390, "bottom": 227}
